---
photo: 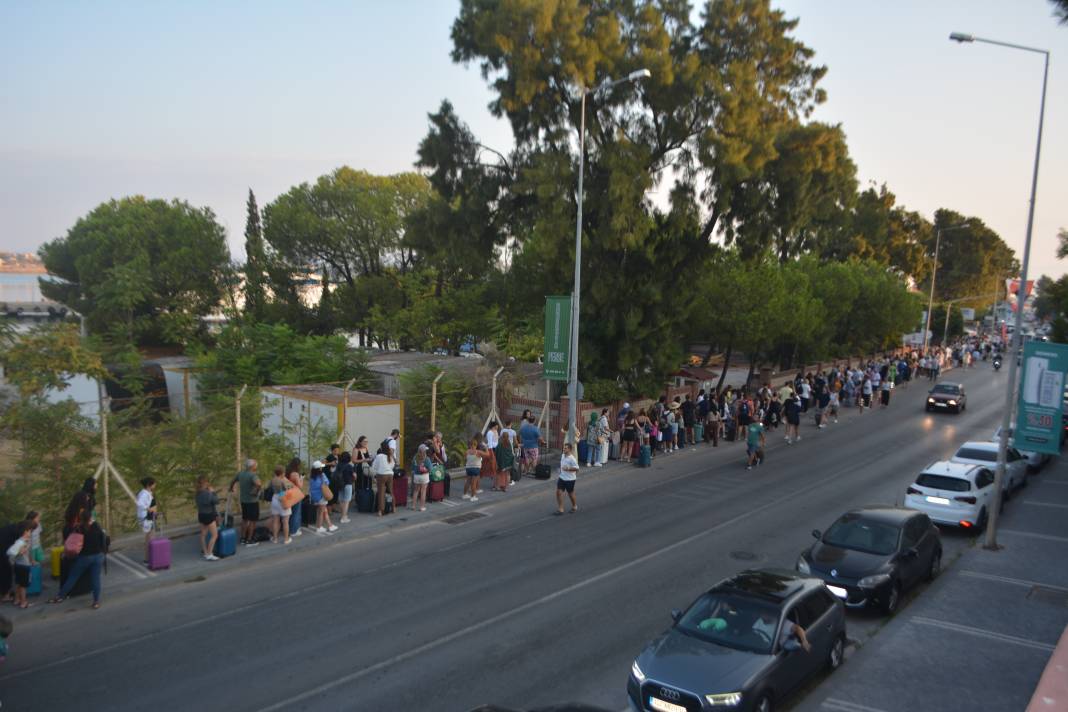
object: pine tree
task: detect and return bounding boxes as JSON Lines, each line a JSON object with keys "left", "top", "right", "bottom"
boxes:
{"left": 243, "top": 188, "right": 268, "bottom": 322}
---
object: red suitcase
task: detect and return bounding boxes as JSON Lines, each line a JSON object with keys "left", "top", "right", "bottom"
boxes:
{"left": 392, "top": 473, "right": 408, "bottom": 508}
{"left": 426, "top": 480, "right": 445, "bottom": 502}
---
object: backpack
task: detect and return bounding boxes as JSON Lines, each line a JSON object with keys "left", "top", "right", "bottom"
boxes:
{"left": 739, "top": 400, "right": 751, "bottom": 419}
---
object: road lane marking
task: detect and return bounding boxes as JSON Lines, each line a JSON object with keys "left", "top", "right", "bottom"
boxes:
{"left": 911, "top": 616, "right": 1056, "bottom": 651}
{"left": 999, "top": 529, "right": 1068, "bottom": 544}
{"left": 822, "top": 699, "right": 891, "bottom": 712}
{"left": 960, "top": 570, "right": 1068, "bottom": 592}
{"left": 256, "top": 463, "right": 866, "bottom": 712}
{"left": 0, "top": 576, "right": 340, "bottom": 682}
{"left": 1020, "top": 500, "right": 1068, "bottom": 509}
{"left": 110, "top": 552, "right": 154, "bottom": 579}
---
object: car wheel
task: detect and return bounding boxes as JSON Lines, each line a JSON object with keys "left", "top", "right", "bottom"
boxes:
{"left": 827, "top": 634, "right": 845, "bottom": 670}
{"left": 754, "top": 693, "right": 774, "bottom": 712}
{"left": 925, "top": 405, "right": 932, "bottom": 412}
{"left": 883, "top": 582, "right": 901, "bottom": 614}
{"left": 977, "top": 507, "right": 988, "bottom": 532}
{"left": 927, "top": 550, "right": 942, "bottom": 581}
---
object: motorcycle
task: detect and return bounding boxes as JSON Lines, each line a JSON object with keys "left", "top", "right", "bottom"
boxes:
{"left": 993, "top": 356, "right": 1003, "bottom": 371}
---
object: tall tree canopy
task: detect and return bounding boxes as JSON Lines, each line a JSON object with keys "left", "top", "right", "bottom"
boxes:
{"left": 444, "top": 0, "right": 831, "bottom": 390}
{"left": 39, "top": 196, "right": 232, "bottom": 346}
{"left": 262, "top": 168, "right": 432, "bottom": 344}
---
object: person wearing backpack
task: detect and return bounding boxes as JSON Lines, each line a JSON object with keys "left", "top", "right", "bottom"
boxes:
{"left": 48, "top": 511, "right": 106, "bottom": 609}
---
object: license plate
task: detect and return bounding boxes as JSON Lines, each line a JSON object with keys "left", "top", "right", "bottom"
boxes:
{"left": 649, "top": 697, "right": 687, "bottom": 712}
{"left": 934, "top": 402, "right": 947, "bottom": 407}
{"left": 926, "top": 496, "right": 950, "bottom": 505}
{"left": 827, "top": 584, "right": 847, "bottom": 599}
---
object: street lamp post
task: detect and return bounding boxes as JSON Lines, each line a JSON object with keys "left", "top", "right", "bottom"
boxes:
{"left": 923, "top": 223, "right": 969, "bottom": 355}
{"left": 950, "top": 32, "right": 1050, "bottom": 550}
{"left": 567, "top": 68, "right": 650, "bottom": 444}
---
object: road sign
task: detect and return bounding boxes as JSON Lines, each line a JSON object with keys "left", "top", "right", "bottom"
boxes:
{"left": 1015, "top": 341, "right": 1068, "bottom": 455}
{"left": 543, "top": 296, "right": 571, "bottom": 381}
{"left": 961, "top": 308, "right": 975, "bottom": 321}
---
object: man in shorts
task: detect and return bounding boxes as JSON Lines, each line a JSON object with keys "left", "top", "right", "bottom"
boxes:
{"left": 555, "top": 442, "right": 579, "bottom": 515}
{"left": 519, "top": 415, "right": 544, "bottom": 476}
{"left": 230, "top": 459, "right": 262, "bottom": 547}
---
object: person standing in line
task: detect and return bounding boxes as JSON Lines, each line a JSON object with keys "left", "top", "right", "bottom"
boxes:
{"left": 286, "top": 458, "right": 304, "bottom": 538}
{"left": 484, "top": 422, "right": 501, "bottom": 492}
{"left": 48, "top": 512, "right": 106, "bottom": 609}
{"left": 136, "top": 477, "right": 158, "bottom": 565}
{"left": 597, "top": 408, "right": 612, "bottom": 464}
{"left": 387, "top": 429, "right": 401, "bottom": 465}
{"left": 230, "top": 459, "right": 262, "bottom": 548}
{"left": 429, "top": 431, "right": 453, "bottom": 496}
{"left": 309, "top": 462, "right": 338, "bottom": 534}
{"left": 410, "top": 444, "right": 432, "bottom": 511}
{"left": 555, "top": 443, "right": 580, "bottom": 515}
{"left": 371, "top": 444, "right": 395, "bottom": 516}
{"left": 268, "top": 465, "right": 292, "bottom": 544}
{"left": 464, "top": 436, "right": 489, "bottom": 503}
{"left": 583, "top": 411, "right": 600, "bottom": 467}
{"left": 680, "top": 395, "right": 696, "bottom": 445}
{"left": 746, "top": 418, "right": 766, "bottom": 471}
{"left": 880, "top": 376, "right": 892, "bottom": 408}
{"left": 195, "top": 477, "right": 220, "bottom": 561}
{"left": 494, "top": 433, "right": 515, "bottom": 493}
{"left": 337, "top": 451, "right": 355, "bottom": 523}
{"left": 621, "top": 410, "right": 639, "bottom": 463}
{"left": 861, "top": 375, "right": 873, "bottom": 411}
{"left": 828, "top": 387, "right": 840, "bottom": 423}
{"left": 816, "top": 386, "right": 831, "bottom": 429}
{"left": 5, "top": 523, "right": 33, "bottom": 609}
{"left": 667, "top": 402, "right": 680, "bottom": 452}
{"left": 707, "top": 400, "right": 721, "bottom": 446}
{"left": 353, "top": 436, "right": 372, "bottom": 489}
{"left": 519, "top": 416, "right": 543, "bottom": 478}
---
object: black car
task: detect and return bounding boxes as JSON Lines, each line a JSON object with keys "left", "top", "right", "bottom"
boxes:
{"left": 628, "top": 569, "right": 846, "bottom": 712}
{"left": 926, "top": 382, "right": 966, "bottom": 413}
{"left": 797, "top": 507, "right": 942, "bottom": 614}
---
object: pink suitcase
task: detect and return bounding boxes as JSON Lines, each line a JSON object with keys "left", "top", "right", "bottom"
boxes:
{"left": 147, "top": 517, "right": 171, "bottom": 570}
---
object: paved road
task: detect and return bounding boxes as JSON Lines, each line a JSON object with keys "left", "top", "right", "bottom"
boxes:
{"left": 0, "top": 365, "right": 1010, "bottom": 712}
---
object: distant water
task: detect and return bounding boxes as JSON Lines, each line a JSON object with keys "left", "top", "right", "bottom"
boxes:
{"left": 0, "top": 272, "right": 47, "bottom": 303}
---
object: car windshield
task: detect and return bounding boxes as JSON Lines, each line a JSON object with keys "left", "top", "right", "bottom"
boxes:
{"left": 676, "top": 592, "right": 780, "bottom": 654}
{"left": 931, "top": 385, "right": 960, "bottom": 395}
{"left": 916, "top": 473, "right": 970, "bottom": 492}
{"left": 955, "top": 447, "right": 996, "bottom": 462}
{"left": 822, "top": 514, "right": 900, "bottom": 556}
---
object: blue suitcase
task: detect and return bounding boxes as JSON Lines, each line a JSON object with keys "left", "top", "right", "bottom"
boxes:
{"left": 214, "top": 527, "right": 238, "bottom": 558}
{"left": 578, "top": 440, "right": 589, "bottom": 464}
{"left": 27, "top": 564, "right": 42, "bottom": 596}
{"left": 638, "top": 445, "right": 652, "bottom": 468}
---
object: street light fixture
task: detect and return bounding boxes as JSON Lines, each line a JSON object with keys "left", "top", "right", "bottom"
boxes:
{"left": 923, "top": 222, "right": 970, "bottom": 355}
{"left": 567, "top": 69, "right": 651, "bottom": 444}
{"left": 949, "top": 32, "right": 1050, "bottom": 550}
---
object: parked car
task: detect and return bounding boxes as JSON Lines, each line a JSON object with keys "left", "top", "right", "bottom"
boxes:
{"left": 950, "top": 441, "right": 1028, "bottom": 497}
{"left": 628, "top": 569, "right": 845, "bottom": 712}
{"left": 991, "top": 427, "right": 1049, "bottom": 471}
{"left": 926, "top": 382, "right": 966, "bottom": 413}
{"left": 904, "top": 461, "right": 995, "bottom": 531}
{"left": 796, "top": 507, "right": 942, "bottom": 614}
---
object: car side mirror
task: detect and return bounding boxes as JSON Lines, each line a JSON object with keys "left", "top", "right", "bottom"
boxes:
{"left": 905, "top": 547, "right": 918, "bottom": 559}
{"left": 811, "top": 529, "right": 821, "bottom": 540}
{"left": 782, "top": 638, "right": 801, "bottom": 653}
{"left": 671, "top": 609, "right": 682, "bottom": 623}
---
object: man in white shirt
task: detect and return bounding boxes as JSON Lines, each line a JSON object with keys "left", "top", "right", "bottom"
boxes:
{"left": 555, "top": 443, "right": 579, "bottom": 515}
{"left": 387, "top": 429, "right": 400, "bottom": 465}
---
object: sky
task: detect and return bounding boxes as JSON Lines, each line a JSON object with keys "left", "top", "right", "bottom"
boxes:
{"left": 1, "top": 1, "right": 1065, "bottom": 279}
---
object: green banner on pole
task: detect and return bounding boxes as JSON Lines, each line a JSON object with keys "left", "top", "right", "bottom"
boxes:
{"left": 543, "top": 295, "right": 571, "bottom": 382}
{"left": 1015, "top": 340, "right": 1068, "bottom": 455}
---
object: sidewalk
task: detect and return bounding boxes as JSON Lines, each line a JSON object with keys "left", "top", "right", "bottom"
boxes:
{"left": 796, "top": 456, "right": 1068, "bottom": 712}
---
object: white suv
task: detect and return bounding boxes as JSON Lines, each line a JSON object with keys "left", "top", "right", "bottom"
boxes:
{"left": 950, "top": 441, "right": 1028, "bottom": 497}
{"left": 905, "top": 461, "right": 995, "bottom": 532}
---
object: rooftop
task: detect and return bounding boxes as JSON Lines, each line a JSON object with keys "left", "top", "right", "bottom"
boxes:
{"left": 262, "top": 384, "right": 397, "bottom": 405}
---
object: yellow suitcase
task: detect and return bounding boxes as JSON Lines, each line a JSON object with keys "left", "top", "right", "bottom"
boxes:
{"left": 51, "top": 546, "right": 64, "bottom": 579}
